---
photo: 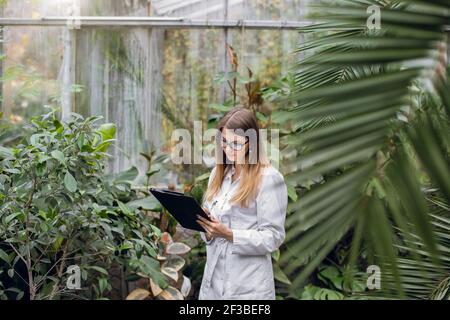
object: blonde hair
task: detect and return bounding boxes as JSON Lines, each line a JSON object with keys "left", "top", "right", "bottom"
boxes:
{"left": 203, "top": 106, "right": 270, "bottom": 208}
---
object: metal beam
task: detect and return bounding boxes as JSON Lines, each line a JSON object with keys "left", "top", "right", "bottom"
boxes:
{"left": 0, "top": 16, "right": 310, "bottom": 29}
{"left": 1, "top": 16, "right": 446, "bottom": 30}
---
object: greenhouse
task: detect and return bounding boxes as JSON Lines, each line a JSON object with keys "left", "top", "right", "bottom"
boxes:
{"left": 0, "top": 0, "right": 449, "bottom": 305}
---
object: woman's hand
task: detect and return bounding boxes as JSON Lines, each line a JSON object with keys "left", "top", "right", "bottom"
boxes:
{"left": 197, "top": 208, "right": 233, "bottom": 242}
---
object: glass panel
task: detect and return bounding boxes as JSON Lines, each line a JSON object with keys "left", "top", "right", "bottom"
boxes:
{"left": 3, "top": 0, "right": 151, "bottom": 18}
{"left": 151, "top": 0, "right": 227, "bottom": 19}
{"left": 151, "top": 0, "right": 306, "bottom": 20}
{"left": 69, "top": 27, "right": 164, "bottom": 175}
{"left": 3, "top": 0, "right": 70, "bottom": 18}
{"left": 1, "top": 26, "right": 64, "bottom": 119}
{"left": 81, "top": 0, "right": 153, "bottom": 16}
{"left": 228, "top": 0, "right": 305, "bottom": 20}
{"left": 2, "top": 0, "right": 307, "bottom": 19}
{"left": 1, "top": 0, "right": 305, "bottom": 182}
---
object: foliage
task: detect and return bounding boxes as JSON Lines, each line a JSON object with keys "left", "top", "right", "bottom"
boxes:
{"left": 0, "top": 110, "right": 168, "bottom": 299}
{"left": 352, "top": 191, "right": 450, "bottom": 299}
{"left": 297, "top": 263, "right": 367, "bottom": 300}
{"left": 277, "top": 0, "right": 450, "bottom": 298}
{"left": 0, "top": 63, "right": 59, "bottom": 119}
{"left": 126, "top": 231, "right": 193, "bottom": 300}
{"left": 0, "top": 112, "right": 27, "bottom": 147}
{"left": 209, "top": 44, "right": 274, "bottom": 128}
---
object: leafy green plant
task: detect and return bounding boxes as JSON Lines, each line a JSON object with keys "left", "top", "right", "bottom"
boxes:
{"left": 351, "top": 191, "right": 450, "bottom": 300}
{"left": 209, "top": 44, "right": 273, "bottom": 128}
{"left": 0, "top": 110, "right": 168, "bottom": 299}
{"left": 300, "top": 284, "right": 344, "bottom": 300}
{"left": 126, "top": 231, "right": 193, "bottom": 300}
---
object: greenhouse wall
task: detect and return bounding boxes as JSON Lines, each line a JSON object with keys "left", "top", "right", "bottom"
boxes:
{"left": 0, "top": 0, "right": 305, "bottom": 183}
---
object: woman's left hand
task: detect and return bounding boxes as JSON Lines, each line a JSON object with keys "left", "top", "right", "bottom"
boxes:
{"left": 196, "top": 214, "right": 233, "bottom": 242}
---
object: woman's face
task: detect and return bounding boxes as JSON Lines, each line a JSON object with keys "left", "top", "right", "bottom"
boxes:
{"left": 220, "top": 128, "right": 248, "bottom": 164}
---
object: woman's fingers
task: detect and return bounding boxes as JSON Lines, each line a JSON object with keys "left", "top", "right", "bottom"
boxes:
{"left": 198, "top": 213, "right": 217, "bottom": 224}
{"left": 198, "top": 220, "right": 218, "bottom": 238}
{"left": 198, "top": 214, "right": 224, "bottom": 238}
{"left": 205, "top": 208, "right": 212, "bottom": 219}
{"left": 197, "top": 214, "right": 213, "bottom": 225}
{"left": 197, "top": 220, "right": 206, "bottom": 231}
{"left": 202, "top": 207, "right": 211, "bottom": 218}
{"left": 197, "top": 220, "right": 209, "bottom": 230}
{"left": 197, "top": 219, "right": 211, "bottom": 233}
{"left": 197, "top": 219, "right": 206, "bottom": 227}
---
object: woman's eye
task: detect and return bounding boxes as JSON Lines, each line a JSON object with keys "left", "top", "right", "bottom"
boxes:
{"left": 233, "top": 143, "right": 243, "bottom": 149}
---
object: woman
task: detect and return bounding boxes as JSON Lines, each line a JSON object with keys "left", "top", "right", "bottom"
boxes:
{"left": 196, "top": 106, "right": 288, "bottom": 300}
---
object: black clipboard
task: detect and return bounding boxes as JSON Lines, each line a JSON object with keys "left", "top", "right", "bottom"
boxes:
{"left": 149, "top": 187, "right": 211, "bottom": 232}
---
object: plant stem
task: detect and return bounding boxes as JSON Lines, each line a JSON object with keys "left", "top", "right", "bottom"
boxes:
{"left": 48, "top": 240, "right": 69, "bottom": 300}
{"left": 24, "top": 174, "right": 37, "bottom": 300}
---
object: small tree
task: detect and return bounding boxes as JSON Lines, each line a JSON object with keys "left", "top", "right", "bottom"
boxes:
{"left": 0, "top": 110, "right": 167, "bottom": 299}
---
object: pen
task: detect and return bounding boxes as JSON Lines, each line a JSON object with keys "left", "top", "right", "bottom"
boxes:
{"left": 204, "top": 200, "right": 218, "bottom": 219}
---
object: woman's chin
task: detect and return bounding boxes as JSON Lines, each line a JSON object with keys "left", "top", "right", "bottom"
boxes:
{"left": 225, "top": 155, "right": 235, "bottom": 163}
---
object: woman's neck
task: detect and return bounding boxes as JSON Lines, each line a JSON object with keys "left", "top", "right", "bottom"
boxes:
{"left": 233, "top": 164, "right": 242, "bottom": 177}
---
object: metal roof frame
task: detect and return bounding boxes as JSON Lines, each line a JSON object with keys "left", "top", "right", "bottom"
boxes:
{"left": 0, "top": 16, "right": 309, "bottom": 29}
{"left": 1, "top": 17, "right": 447, "bottom": 30}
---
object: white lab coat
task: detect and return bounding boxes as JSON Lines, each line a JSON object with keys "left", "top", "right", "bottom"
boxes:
{"left": 198, "top": 164, "right": 288, "bottom": 300}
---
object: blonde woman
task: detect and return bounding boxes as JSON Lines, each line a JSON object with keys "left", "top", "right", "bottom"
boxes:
{"left": 196, "top": 107, "right": 288, "bottom": 300}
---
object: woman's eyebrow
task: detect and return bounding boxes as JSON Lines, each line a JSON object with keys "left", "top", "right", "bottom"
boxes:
{"left": 222, "top": 137, "right": 245, "bottom": 143}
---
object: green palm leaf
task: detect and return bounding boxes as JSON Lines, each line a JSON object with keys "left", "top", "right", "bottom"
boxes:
{"left": 279, "top": 0, "right": 450, "bottom": 297}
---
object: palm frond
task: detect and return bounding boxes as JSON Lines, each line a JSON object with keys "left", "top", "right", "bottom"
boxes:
{"left": 353, "top": 192, "right": 450, "bottom": 299}
{"left": 279, "top": 0, "right": 450, "bottom": 297}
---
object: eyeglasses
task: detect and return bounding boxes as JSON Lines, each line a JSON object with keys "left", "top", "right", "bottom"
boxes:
{"left": 220, "top": 136, "right": 248, "bottom": 151}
